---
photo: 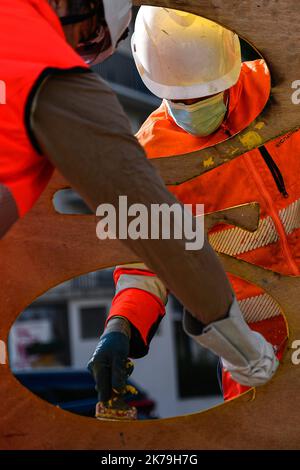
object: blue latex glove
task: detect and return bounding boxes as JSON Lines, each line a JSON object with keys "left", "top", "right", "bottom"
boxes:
{"left": 87, "top": 331, "right": 132, "bottom": 403}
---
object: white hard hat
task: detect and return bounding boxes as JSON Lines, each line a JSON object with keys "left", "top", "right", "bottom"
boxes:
{"left": 60, "top": 1, "right": 132, "bottom": 65}
{"left": 131, "top": 6, "right": 242, "bottom": 99}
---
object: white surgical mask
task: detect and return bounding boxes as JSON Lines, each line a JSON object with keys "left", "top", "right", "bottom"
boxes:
{"left": 165, "top": 92, "right": 227, "bottom": 137}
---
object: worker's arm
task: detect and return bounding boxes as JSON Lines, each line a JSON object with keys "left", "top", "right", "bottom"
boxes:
{"left": 88, "top": 262, "right": 167, "bottom": 401}
{"left": 107, "top": 263, "right": 167, "bottom": 358}
{"left": 30, "top": 70, "right": 233, "bottom": 326}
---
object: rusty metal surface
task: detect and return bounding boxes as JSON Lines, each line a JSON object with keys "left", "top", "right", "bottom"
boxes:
{"left": 0, "top": 0, "right": 300, "bottom": 450}
{"left": 134, "top": 0, "right": 300, "bottom": 184}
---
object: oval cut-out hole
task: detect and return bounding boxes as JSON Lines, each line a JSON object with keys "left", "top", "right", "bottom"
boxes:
{"left": 8, "top": 270, "right": 287, "bottom": 420}
{"left": 8, "top": 269, "right": 225, "bottom": 420}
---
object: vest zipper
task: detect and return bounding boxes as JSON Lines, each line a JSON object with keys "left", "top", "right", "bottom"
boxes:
{"left": 220, "top": 126, "right": 288, "bottom": 198}
{"left": 258, "top": 146, "right": 289, "bottom": 198}
{"left": 245, "top": 155, "right": 299, "bottom": 276}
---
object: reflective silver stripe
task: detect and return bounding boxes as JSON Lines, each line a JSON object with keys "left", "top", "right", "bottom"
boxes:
{"left": 115, "top": 263, "right": 168, "bottom": 304}
{"left": 209, "top": 198, "right": 300, "bottom": 257}
{"left": 209, "top": 216, "right": 278, "bottom": 256}
{"left": 279, "top": 198, "right": 300, "bottom": 234}
{"left": 239, "top": 294, "right": 282, "bottom": 324}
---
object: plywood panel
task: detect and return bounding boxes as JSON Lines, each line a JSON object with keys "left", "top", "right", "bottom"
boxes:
{"left": 0, "top": 0, "right": 299, "bottom": 450}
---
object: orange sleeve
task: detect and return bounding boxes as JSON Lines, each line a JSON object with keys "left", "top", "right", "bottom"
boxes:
{"left": 107, "top": 266, "right": 167, "bottom": 358}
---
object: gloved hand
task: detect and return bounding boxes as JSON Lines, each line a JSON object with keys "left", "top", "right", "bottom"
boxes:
{"left": 87, "top": 317, "right": 133, "bottom": 403}
{"left": 183, "top": 297, "right": 279, "bottom": 387}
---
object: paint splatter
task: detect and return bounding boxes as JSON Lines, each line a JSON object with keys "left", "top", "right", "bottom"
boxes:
{"left": 203, "top": 157, "right": 215, "bottom": 168}
{"left": 239, "top": 131, "right": 263, "bottom": 150}
{"left": 229, "top": 147, "right": 240, "bottom": 155}
{"left": 255, "top": 121, "right": 265, "bottom": 130}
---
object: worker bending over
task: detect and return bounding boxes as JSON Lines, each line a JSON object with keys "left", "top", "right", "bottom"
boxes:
{"left": 88, "top": 7, "right": 287, "bottom": 404}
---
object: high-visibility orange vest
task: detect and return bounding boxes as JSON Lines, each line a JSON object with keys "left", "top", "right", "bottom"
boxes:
{"left": 110, "top": 60, "right": 295, "bottom": 399}
{"left": 0, "top": 0, "right": 88, "bottom": 230}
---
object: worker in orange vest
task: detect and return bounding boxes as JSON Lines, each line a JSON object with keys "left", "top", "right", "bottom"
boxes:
{"left": 89, "top": 6, "right": 292, "bottom": 403}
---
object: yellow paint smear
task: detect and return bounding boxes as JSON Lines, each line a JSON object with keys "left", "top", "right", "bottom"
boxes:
{"left": 229, "top": 147, "right": 240, "bottom": 155}
{"left": 203, "top": 157, "right": 215, "bottom": 168}
{"left": 255, "top": 121, "right": 265, "bottom": 130}
{"left": 239, "top": 131, "right": 263, "bottom": 150}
